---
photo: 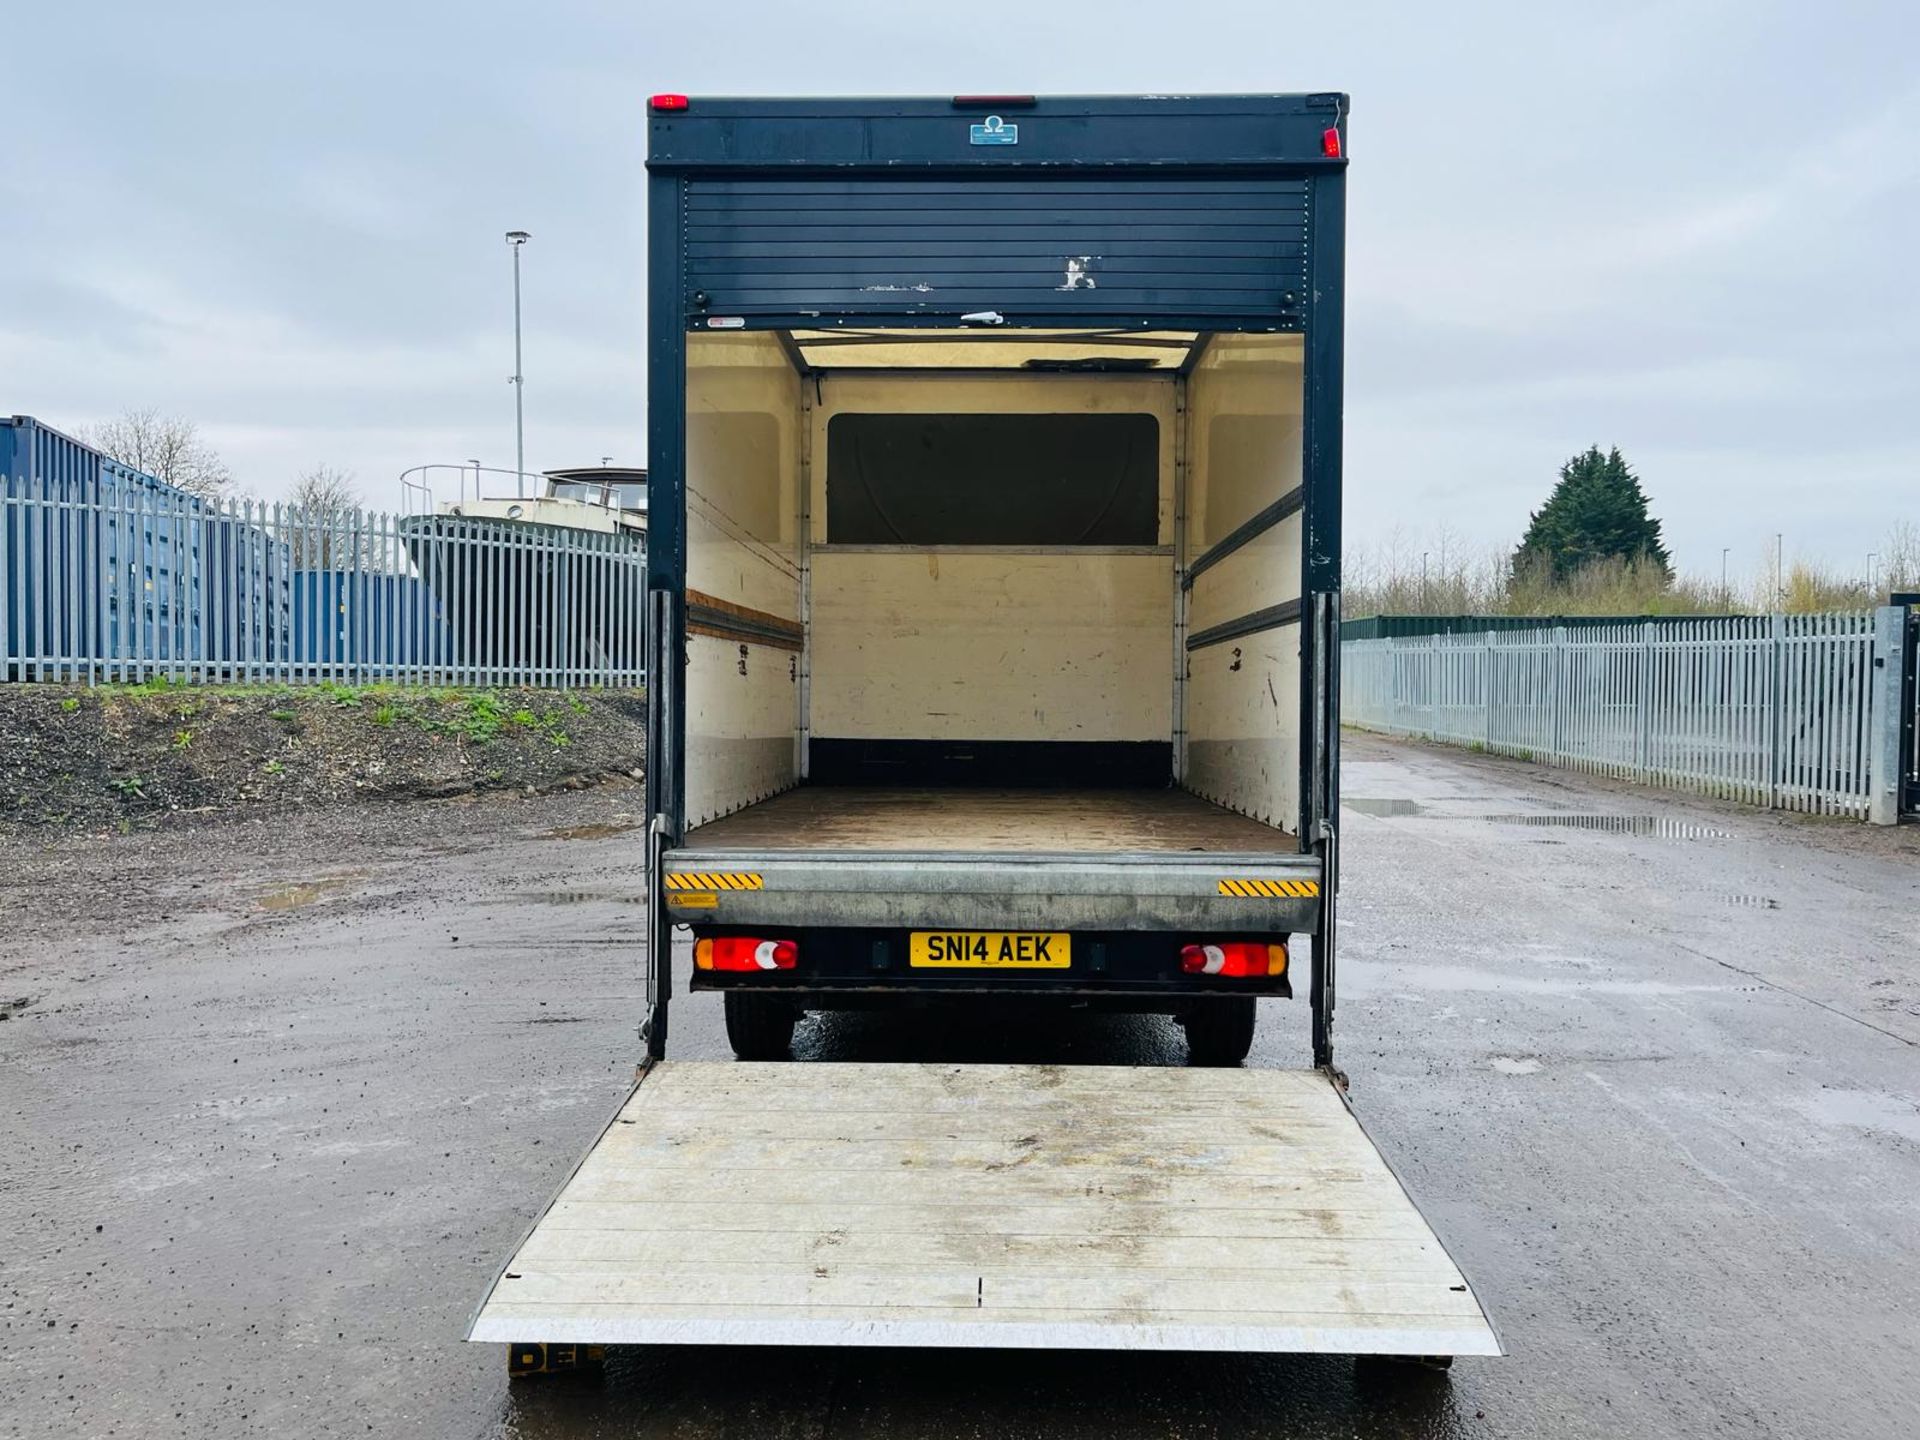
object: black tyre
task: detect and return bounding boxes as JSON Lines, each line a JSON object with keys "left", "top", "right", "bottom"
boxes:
{"left": 724, "top": 992, "right": 799, "bottom": 1060}
{"left": 1182, "top": 997, "right": 1256, "bottom": 1066}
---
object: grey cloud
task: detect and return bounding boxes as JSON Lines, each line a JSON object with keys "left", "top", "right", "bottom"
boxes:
{"left": 1, "top": 0, "right": 1913, "bottom": 573}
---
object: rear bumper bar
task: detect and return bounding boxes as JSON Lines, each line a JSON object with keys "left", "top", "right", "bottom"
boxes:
{"left": 688, "top": 927, "right": 1293, "bottom": 999}
{"left": 662, "top": 848, "right": 1324, "bottom": 933}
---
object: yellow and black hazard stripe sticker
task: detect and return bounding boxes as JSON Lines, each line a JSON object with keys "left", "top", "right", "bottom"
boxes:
{"left": 1217, "top": 878, "right": 1321, "bottom": 899}
{"left": 663, "top": 872, "right": 763, "bottom": 892}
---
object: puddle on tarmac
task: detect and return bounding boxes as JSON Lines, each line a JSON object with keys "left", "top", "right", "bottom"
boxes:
{"left": 543, "top": 822, "right": 639, "bottom": 841}
{"left": 1338, "top": 802, "right": 1732, "bottom": 839}
{"left": 1799, "top": 1089, "right": 1920, "bottom": 1143}
{"left": 1361, "top": 960, "right": 1723, "bottom": 997}
{"left": 496, "top": 890, "right": 646, "bottom": 906}
{"left": 1343, "top": 797, "right": 1427, "bottom": 817}
{"left": 255, "top": 874, "right": 365, "bottom": 910}
{"left": 1480, "top": 814, "right": 1733, "bottom": 839}
{"left": 1490, "top": 1056, "right": 1543, "bottom": 1075}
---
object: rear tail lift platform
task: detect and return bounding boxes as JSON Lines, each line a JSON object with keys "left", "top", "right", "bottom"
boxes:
{"left": 470, "top": 1061, "right": 1501, "bottom": 1356}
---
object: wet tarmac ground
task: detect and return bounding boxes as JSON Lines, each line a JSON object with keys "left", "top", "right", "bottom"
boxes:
{"left": 4, "top": 733, "right": 1919, "bottom": 1438}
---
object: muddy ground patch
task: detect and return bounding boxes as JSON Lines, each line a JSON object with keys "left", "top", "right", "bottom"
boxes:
{"left": 0, "top": 681, "right": 645, "bottom": 832}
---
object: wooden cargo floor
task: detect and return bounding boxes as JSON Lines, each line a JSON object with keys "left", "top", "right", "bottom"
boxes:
{"left": 469, "top": 1061, "right": 1501, "bottom": 1354}
{"left": 681, "top": 787, "right": 1295, "bottom": 855}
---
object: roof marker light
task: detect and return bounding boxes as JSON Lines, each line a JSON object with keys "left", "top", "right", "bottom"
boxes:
{"left": 650, "top": 94, "right": 690, "bottom": 113}
{"left": 1321, "top": 127, "right": 1342, "bottom": 159}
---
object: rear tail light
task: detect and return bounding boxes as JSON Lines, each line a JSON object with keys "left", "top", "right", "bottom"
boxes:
{"left": 694, "top": 937, "right": 798, "bottom": 971}
{"left": 1180, "top": 941, "right": 1288, "bottom": 978}
{"left": 1321, "top": 126, "right": 1343, "bottom": 158}
{"left": 649, "top": 93, "right": 690, "bottom": 113}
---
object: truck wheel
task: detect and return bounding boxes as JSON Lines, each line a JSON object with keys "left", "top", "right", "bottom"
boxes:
{"left": 724, "top": 992, "right": 799, "bottom": 1060}
{"left": 1182, "top": 997, "right": 1256, "bottom": 1066}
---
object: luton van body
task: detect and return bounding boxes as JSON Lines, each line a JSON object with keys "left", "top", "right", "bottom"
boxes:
{"left": 471, "top": 93, "right": 1500, "bottom": 1367}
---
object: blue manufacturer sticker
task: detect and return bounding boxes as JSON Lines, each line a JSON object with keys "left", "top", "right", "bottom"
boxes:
{"left": 969, "top": 115, "right": 1018, "bottom": 146}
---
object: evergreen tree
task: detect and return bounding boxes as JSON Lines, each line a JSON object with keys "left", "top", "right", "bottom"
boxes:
{"left": 1514, "top": 446, "right": 1671, "bottom": 582}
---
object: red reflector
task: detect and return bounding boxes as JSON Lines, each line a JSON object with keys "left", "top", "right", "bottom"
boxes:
{"left": 1321, "top": 126, "right": 1342, "bottom": 158}
{"left": 1180, "top": 942, "right": 1288, "bottom": 977}
{"left": 650, "top": 93, "right": 690, "bottom": 113}
{"left": 695, "top": 937, "right": 798, "bottom": 971}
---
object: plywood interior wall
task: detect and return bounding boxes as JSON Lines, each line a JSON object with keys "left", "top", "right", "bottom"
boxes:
{"left": 808, "top": 373, "right": 1175, "bottom": 745}
{"left": 683, "top": 331, "right": 803, "bottom": 825}
{"left": 1180, "top": 333, "right": 1305, "bottom": 829}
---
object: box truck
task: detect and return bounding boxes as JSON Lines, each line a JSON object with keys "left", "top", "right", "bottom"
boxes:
{"left": 472, "top": 93, "right": 1500, "bottom": 1369}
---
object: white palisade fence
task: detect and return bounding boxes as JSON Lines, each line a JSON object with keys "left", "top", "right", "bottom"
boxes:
{"left": 1, "top": 482, "right": 647, "bottom": 689}
{"left": 1343, "top": 611, "right": 1912, "bottom": 823}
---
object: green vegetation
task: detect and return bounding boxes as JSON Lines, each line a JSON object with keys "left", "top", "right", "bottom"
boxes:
{"left": 1514, "top": 446, "right": 1670, "bottom": 584}
{"left": 446, "top": 691, "right": 506, "bottom": 742}
{"left": 30, "top": 682, "right": 620, "bottom": 751}
{"left": 1350, "top": 471, "right": 1918, "bottom": 621}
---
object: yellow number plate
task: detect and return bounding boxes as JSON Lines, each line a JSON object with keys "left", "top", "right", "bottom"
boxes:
{"left": 909, "top": 931, "right": 1071, "bottom": 969}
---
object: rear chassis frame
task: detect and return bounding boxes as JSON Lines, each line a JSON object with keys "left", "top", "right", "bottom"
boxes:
{"left": 663, "top": 846, "right": 1324, "bottom": 933}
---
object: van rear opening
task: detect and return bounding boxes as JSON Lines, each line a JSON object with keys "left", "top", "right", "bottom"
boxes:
{"left": 680, "top": 326, "right": 1305, "bottom": 832}
{"left": 664, "top": 324, "right": 1320, "bottom": 989}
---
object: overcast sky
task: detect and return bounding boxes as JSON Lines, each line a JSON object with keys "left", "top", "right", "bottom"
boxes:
{"left": 3, "top": 1, "right": 1914, "bottom": 581}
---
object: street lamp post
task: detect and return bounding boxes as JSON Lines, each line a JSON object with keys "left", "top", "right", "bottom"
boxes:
{"left": 1867, "top": 552, "right": 1878, "bottom": 598}
{"left": 467, "top": 458, "right": 483, "bottom": 507}
{"left": 1721, "top": 547, "right": 1730, "bottom": 611}
{"left": 505, "top": 230, "right": 531, "bottom": 499}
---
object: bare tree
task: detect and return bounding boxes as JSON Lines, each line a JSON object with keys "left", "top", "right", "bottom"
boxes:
{"left": 1882, "top": 520, "right": 1920, "bottom": 594}
{"left": 286, "top": 465, "right": 379, "bottom": 569}
{"left": 82, "top": 408, "right": 233, "bottom": 500}
{"left": 289, "top": 464, "right": 360, "bottom": 516}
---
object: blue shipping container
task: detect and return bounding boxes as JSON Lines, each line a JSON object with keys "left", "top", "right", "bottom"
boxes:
{"left": 203, "top": 512, "right": 293, "bottom": 671}
{"left": 290, "top": 570, "right": 449, "bottom": 671}
{"left": 1, "top": 415, "right": 205, "bottom": 675}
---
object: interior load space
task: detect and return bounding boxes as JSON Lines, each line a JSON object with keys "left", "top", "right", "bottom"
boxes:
{"left": 678, "top": 325, "right": 1305, "bottom": 860}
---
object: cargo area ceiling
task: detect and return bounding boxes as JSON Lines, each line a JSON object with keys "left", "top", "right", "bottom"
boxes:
{"left": 786, "top": 328, "right": 1201, "bottom": 372}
